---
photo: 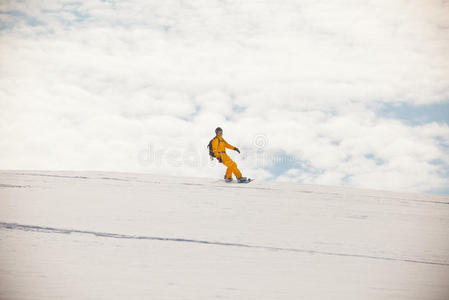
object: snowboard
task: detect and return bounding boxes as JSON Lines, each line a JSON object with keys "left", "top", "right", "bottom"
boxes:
{"left": 240, "top": 178, "right": 253, "bottom": 184}
{"left": 226, "top": 178, "right": 253, "bottom": 184}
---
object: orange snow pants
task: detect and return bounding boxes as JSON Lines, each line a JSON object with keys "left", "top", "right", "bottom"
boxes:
{"left": 220, "top": 153, "right": 242, "bottom": 179}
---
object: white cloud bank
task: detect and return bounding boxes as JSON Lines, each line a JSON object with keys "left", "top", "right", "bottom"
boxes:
{"left": 0, "top": 0, "right": 448, "bottom": 193}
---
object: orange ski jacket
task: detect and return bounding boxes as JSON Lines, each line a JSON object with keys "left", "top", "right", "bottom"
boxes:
{"left": 211, "top": 136, "right": 236, "bottom": 159}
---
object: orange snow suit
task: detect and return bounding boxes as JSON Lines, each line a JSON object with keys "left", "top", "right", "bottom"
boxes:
{"left": 211, "top": 136, "right": 242, "bottom": 179}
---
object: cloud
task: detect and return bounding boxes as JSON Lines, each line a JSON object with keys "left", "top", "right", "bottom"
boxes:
{"left": 0, "top": 0, "right": 448, "bottom": 193}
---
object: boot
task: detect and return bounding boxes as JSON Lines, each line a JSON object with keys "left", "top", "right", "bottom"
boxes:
{"left": 237, "top": 176, "right": 247, "bottom": 183}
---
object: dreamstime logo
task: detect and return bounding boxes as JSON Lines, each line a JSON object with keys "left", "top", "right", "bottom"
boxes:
{"left": 253, "top": 133, "right": 269, "bottom": 149}
{"left": 138, "top": 143, "right": 207, "bottom": 168}
{"left": 138, "top": 134, "right": 302, "bottom": 169}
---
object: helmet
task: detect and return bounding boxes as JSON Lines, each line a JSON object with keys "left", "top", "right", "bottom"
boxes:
{"left": 215, "top": 127, "right": 223, "bottom": 134}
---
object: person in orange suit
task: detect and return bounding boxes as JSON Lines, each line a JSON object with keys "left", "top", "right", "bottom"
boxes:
{"left": 210, "top": 127, "right": 247, "bottom": 183}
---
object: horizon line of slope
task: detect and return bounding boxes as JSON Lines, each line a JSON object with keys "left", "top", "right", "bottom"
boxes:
{"left": 2, "top": 169, "right": 449, "bottom": 201}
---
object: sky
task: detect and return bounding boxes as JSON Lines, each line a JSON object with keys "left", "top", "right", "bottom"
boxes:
{"left": 0, "top": 0, "right": 448, "bottom": 194}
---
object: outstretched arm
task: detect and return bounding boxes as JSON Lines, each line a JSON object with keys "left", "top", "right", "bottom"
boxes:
{"left": 223, "top": 139, "right": 240, "bottom": 153}
{"left": 223, "top": 139, "right": 236, "bottom": 150}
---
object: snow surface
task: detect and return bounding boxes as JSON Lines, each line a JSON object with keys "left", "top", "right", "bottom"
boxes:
{"left": 0, "top": 170, "right": 448, "bottom": 299}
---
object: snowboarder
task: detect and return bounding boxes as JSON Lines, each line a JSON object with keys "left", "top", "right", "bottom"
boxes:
{"left": 208, "top": 127, "right": 249, "bottom": 183}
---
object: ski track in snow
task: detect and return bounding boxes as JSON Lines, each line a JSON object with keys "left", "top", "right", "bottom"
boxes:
{"left": 1, "top": 221, "right": 448, "bottom": 267}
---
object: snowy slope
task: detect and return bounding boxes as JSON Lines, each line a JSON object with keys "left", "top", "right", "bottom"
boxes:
{"left": 0, "top": 170, "right": 448, "bottom": 299}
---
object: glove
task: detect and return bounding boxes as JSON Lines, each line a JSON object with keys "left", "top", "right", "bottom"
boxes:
{"left": 234, "top": 147, "right": 240, "bottom": 153}
{"left": 218, "top": 156, "right": 223, "bottom": 163}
